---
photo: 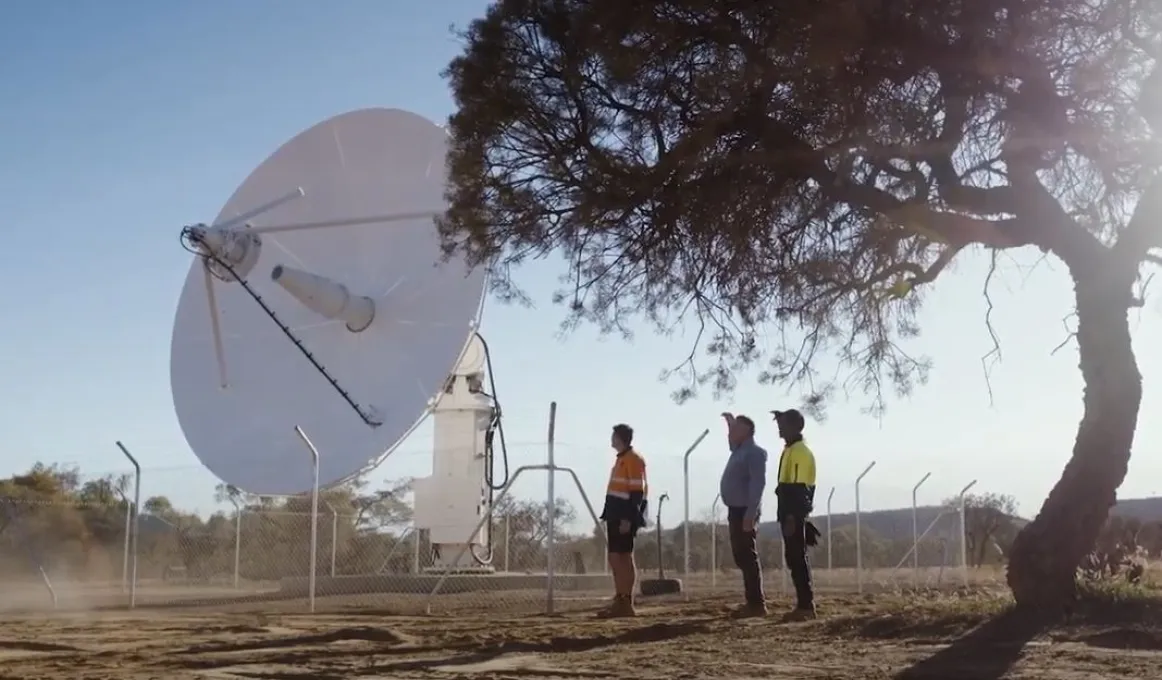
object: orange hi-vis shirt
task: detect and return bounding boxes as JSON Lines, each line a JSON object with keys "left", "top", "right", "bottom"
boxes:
{"left": 602, "top": 449, "right": 648, "bottom": 523}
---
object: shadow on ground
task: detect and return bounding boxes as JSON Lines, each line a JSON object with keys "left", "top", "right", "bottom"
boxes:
{"left": 893, "top": 609, "right": 1045, "bottom": 680}
{"left": 887, "top": 593, "right": 1162, "bottom": 679}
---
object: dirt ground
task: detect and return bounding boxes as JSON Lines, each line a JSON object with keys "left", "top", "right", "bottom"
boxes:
{"left": 2, "top": 591, "right": 1161, "bottom": 679}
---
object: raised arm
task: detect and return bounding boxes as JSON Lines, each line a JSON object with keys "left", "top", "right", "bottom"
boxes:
{"left": 721, "top": 412, "right": 736, "bottom": 429}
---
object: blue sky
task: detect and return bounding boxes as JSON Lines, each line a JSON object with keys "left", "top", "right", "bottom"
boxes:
{"left": 1, "top": 1, "right": 1160, "bottom": 533}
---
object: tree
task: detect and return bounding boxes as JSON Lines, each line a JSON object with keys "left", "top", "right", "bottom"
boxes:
{"left": 143, "top": 496, "right": 177, "bottom": 522}
{"left": 438, "top": 0, "right": 1162, "bottom": 607}
{"left": 943, "top": 493, "right": 1019, "bottom": 567}
{"left": 491, "top": 496, "right": 578, "bottom": 570}
{"left": 347, "top": 476, "right": 414, "bottom": 533}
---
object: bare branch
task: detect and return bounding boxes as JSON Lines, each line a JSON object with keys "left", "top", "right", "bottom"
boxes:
{"left": 1050, "top": 313, "right": 1080, "bottom": 356}
{"left": 981, "top": 251, "right": 1002, "bottom": 407}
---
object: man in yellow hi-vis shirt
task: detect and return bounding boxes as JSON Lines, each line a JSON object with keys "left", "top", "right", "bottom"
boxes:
{"left": 597, "top": 423, "right": 648, "bottom": 618}
{"left": 771, "top": 408, "right": 818, "bottom": 620}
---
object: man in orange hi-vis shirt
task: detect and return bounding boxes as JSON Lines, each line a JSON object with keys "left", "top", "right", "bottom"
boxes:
{"left": 597, "top": 423, "right": 648, "bottom": 618}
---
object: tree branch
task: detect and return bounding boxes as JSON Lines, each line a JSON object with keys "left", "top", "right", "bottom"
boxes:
{"left": 981, "top": 251, "right": 1002, "bottom": 407}
{"left": 1115, "top": 174, "right": 1162, "bottom": 265}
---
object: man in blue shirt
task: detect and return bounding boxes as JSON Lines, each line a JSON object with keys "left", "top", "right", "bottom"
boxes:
{"left": 719, "top": 412, "right": 768, "bottom": 617}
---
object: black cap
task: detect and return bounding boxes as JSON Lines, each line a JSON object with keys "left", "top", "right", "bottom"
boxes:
{"left": 771, "top": 408, "right": 805, "bottom": 431}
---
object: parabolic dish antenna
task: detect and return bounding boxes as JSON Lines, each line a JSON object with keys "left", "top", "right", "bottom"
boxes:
{"left": 170, "top": 108, "right": 486, "bottom": 496}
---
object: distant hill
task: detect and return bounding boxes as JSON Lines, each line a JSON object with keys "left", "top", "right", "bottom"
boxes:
{"left": 1111, "top": 497, "right": 1162, "bottom": 523}
{"left": 758, "top": 505, "right": 959, "bottom": 542}
{"left": 737, "top": 496, "right": 1162, "bottom": 542}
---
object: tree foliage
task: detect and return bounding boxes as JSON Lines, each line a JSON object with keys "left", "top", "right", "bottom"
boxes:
{"left": 439, "top": 0, "right": 1161, "bottom": 414}
{"left": 0, "top": 464, "right": 421, "bottom": 583}
{"left": 942, "top": 492, "right": 1020, "bottom": 568}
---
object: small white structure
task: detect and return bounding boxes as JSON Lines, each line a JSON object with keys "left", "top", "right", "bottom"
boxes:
{"left": 413, "top": 334, "right": 495, "bottom": 572}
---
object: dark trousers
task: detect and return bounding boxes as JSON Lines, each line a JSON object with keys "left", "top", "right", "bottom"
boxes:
{"left": 727, "top": 507, "right": 764, "bottom": 605}
{"left": 781, "top": 515, "right": 814, "bottom": 608}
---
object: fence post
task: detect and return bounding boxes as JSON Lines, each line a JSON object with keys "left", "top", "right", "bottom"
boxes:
{"left": 413, "top": 528, "right": 421, "bottom": 573}
{"left": 121, "top": 496, "right": 131, "bottom": 593}
{"left": 230, "top": 497, "right": 242, "bottom": 589}
{"left": 294, "top": 426, "right": 321, "bottom": 613}
{"left": 911, "top": 472, "right": 931, "bottom": 587}
{"left": 545, "top": 402, "right": 558, "bottom": 614}
{"left": 681, "top": 428, "right": 710, "bottom": 578}
{"left": 854, "top": 462, "right": 876, "bottom": 594}
{"left": 826, "top": 487, "right": 835, "bottom": 574}
{"left": 958, "top": 480, "right": 977, "bottom": 587}
{"left": 115, "top": 441, "right": 141, "bottom": 609}
{"left": 503, "top": 515, "right": 510, "bottom": 572}
{"left": 324, "top": 501, "right": 338, "bottom": 577}
{"left": 710, "top": 494, "right": 721, "bottom": 587}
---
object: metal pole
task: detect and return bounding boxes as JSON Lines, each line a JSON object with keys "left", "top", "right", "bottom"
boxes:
{"left": 710, "top": 494, "right": 720, "bottom": 587}
{"left": 655, "top": 493, "right": 669, "bottom": 579}
{"left": 681, "top": 428, "right": 710, "bottom": 578}
{"left": 115, "top": 441, "right": 141, "bottom": 609}
{"left": 294, "top": 425, "right": 321, "bottom": 613}
{"left": 413, "top": 528, "right": 421, "bottom": 573}
{"left": 121, "top": 497, "right": 131, "bottom": 593}
{"left": 911, "top": 472, "right": 931, "bottom": 587}
{"left": 854, "top": 462, "right": 876, "bottom": 594}
{"left": 230, "top": 497, "right": 242, "bottom": 589}
{"left": 958, "top": 480, "right": 978, "bottom": 586}
{"left": 546, "top": 401, "right": 558, "bottom": 614}
{"left": 503, "top": 514, "right": 510, "bottom": 572}
{"left": 826, "top": 487, "right": 835, "bottom": 573}
{"left": 325, "top": 501, "right": 338, "bottom": 577}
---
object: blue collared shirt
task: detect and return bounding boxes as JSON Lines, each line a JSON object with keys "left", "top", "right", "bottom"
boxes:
{"left": 719, "top": 438, "right": 768, "bottom": 520}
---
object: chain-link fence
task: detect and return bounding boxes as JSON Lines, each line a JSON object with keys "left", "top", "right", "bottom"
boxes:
{"left": 0, "top": 444, "right": 1014, "bottom": 615}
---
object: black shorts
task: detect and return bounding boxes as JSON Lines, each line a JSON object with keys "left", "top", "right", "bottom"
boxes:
{"left": 606, "top": 520, "right": 638, "bottom": 554}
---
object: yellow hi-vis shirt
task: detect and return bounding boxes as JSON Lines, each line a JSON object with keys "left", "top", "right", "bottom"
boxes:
{"left": 777, "top": 441, "right": 816, "bottom": 485}
{"left": 776, "top": 440, "right": 816, "bottom": 518}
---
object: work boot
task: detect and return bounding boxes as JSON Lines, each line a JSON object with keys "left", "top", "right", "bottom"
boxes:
{"left": 729, "top": 602, "right": 768, "bottom": 619}
{"left": 596, "top": 594, "right": 636, "bottom": 618}
{"left": 781, "top": 605, "right": 817, "bottom": 622}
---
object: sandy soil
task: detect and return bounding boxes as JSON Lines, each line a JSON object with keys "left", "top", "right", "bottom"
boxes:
{"left": 1, "top": 592, "right": 1159, "bottom": 679}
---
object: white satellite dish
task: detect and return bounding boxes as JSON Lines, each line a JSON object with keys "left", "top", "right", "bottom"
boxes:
{"left": 170, "top": 108, "right": 486, "bottom": 496}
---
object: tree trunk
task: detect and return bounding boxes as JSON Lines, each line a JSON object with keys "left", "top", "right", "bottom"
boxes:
{"left": 1005, "top": 272, "right": 1142, "bottom": 609}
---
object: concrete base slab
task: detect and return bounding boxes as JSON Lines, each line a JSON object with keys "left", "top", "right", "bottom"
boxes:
{"left": 279, "top": 573, "right": 613, "bottom": 597}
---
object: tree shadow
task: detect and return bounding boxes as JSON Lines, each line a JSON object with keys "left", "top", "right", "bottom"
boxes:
{"left": 893, "top": 609, "right": 1045, "bottom": 680}
{"left": 893, "top": 590, "right": 1162, "bottom": 679}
